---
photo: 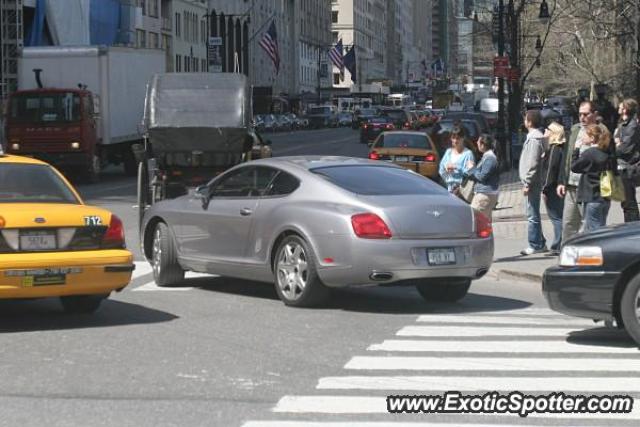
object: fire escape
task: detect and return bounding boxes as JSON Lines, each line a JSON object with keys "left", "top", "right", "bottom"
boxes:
{"left": 0, "top": 0, "right": 23, "bottom": 102}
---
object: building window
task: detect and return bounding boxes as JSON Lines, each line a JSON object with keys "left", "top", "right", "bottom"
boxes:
{"left": 202, "top": 58, "right": 207, "bottom": 72}
{"left": 184, "top": 11, "right": 189, "bottom": 42}
{"left": 148, "top": 32, "right": 159, "bottom": 48}
{"left": 331, "top": 11, "right": 338, "bottom": 23}
{"left": 184, "top": 56, "right": 190, "bottom": 72}
{"left": 194, "top": 58, "right": 199, "bottom": 72}
{"left": 175, "top": 13, "right": 181, "bottom": 38}
{"left": 333, "top": 73, "right": 340, "bottom": 85}
{"left": 175, "top": 54, "right": 181, "bottom": 72}
{"left": 136, "top": 30, "right": 146, "bottom": 48}
{"left": 148, "top": 0, "right": 158, "bottom": 18}
{"left": 137, "top": 0, "right": 146, "bottom": 16}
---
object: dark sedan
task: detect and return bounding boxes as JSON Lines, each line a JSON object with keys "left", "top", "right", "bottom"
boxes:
{"left": 360, "top": 116, "right": 394, "bottom": 144}
{"left": 352, "top": 108, "right": 378, "bottom": 129}
{"left": 543, "top": 223, "right": 640, "bottom": 346}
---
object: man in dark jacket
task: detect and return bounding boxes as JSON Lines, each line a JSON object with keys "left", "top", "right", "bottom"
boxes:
{"left": 557, "top": 101, "right": 597, "bottom": 246}
{"left": 615, "top": 98, "right": 640, "bottom": 222}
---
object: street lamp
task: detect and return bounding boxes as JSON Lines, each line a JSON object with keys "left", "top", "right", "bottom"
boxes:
{"left": 539, "top": 0, "right": 551, "bottom": 20}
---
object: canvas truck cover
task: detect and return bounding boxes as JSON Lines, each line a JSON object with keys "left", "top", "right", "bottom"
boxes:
{"left": 144, "top": 73, "right": 252, "bottom": 157}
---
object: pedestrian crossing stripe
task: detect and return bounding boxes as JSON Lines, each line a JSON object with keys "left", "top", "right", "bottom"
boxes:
{"left": 415, "top": 314, "right": 595, "bottom": 326}
{"left": 368, "top": 339, "right": 640, "bottom": 354}
{"left": 269, "top": 395, "right": 640, "bottom": 419}
{"left": 245, "top": 423, "right": 611, "bottom": 427}
{"left": 396, "top": 326, "right": 582, "bottom": 337}
{"left": 128, "top": 261, "right": 217, "bottom": 291}
{"left": 344, "top": 356, "right": 640, "bottom": 371}
{"left": 315, "top": 375, "right": 640, "bottom": 393}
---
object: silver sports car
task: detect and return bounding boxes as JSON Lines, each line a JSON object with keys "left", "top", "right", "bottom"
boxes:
{"left": 140, "top": 156, "right": 494, "bottom": 307}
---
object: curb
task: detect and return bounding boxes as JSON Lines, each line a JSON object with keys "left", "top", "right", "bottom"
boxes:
{"left": 488, "top": 268, "right": 543, "bottom": 283}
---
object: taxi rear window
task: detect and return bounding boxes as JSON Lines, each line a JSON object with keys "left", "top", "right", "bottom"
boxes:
{"left": 0, "top": 163, "right": 79, "bottom": 204}
{"left": 376, "top": 134, "right": 433, "bottom": 150}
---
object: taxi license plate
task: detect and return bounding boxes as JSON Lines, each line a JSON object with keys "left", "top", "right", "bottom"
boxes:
{"left": 427, "top": 248, "right": 456, "bottom": 265}
{"left": 22, "top": 275, "right": 66, "bottom": 287}
{"left": 20, "top": 231, "right": 56, "bottom": 251}
{"left": 394, "top": 156, "right": 410, "bottom": 162}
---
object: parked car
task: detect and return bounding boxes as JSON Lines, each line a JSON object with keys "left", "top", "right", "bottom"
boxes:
{"left": 0, "top": 153, "right": 134, "bottom": 313}
{"left": 140, "top": 156, "right": 494, "bottom": 307}
{"left": 360, "top": 116, "right": 394, "bottom": 144}
{"left": 543, "top": 223, "right": 640, "bottom": 346}
{"left": 275, "top": 114, "right": 293, "bottom": 132}
{"left": 337, "top": 112, "right": 353, "bottom": 127}
{"left": 352, "top": 108, "right": 378, "bottom": 129}
{"left": 261, "top": 114, "right": 279, "bottom": 132}
{"left": 287, "top": 113, "right": 308, "bottom": 129}
{"left": 368, "top": 131, "right": 440, "bottom": 181}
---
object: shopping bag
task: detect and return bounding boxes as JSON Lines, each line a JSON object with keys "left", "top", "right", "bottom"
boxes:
{"left": 600, "top": 170, "right": 625, "bottom": 202}
{"left": 459, "top": 178, "right": 476, "bottom": 203}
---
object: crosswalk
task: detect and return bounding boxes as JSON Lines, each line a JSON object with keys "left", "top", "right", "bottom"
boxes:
{"left": 242, "top": 307, "right": 640, "bottom": 426}
{"left": 126, "top": 260, "right": 214, "bottom": 291}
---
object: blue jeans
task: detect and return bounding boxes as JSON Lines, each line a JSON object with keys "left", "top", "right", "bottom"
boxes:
{"left": 544, "top": 191, "right": 564, "bottom": 251}
{"left": 526, "top": 185, "right": 546, "bottom": 250}
{"left": 582, "top": 200, "right": 610, "bottom": 232}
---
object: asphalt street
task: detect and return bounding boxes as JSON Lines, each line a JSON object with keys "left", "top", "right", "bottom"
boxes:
{"left": 1, "top": 127, "right": 639, "bottom": 427}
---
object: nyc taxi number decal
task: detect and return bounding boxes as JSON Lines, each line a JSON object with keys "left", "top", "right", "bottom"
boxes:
{"left": 84, "top": 216, "right": 102, "bottom": 226}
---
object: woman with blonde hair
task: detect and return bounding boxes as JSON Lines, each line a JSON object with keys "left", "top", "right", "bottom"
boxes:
{"left": 571, "top": 124, "right": 613, "bottom": 231}
{"left": 542, "top": 121, "right": 566, "bottom": 254}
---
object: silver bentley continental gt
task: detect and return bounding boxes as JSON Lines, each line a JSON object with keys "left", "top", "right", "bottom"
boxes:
{"left": 140, "top": 156, "right": 494, "bottom": 307}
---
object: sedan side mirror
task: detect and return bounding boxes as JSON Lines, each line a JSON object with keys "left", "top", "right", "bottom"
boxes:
{"left": 194, "top": 185, "right": 210, "bottom": 209}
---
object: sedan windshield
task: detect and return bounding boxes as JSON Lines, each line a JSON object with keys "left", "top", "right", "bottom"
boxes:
{"left": 312, "top": 165, "right": 445, "bottom": 196}
{"left": 0, "top": 164, "right": 79, "bottom": 204}
{"left": 376, "top": 134, "right": 433, "bottom": 149}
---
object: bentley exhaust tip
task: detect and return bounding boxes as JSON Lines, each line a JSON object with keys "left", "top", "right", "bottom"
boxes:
{"left": 476, "top": 268, "right": 488, "bottom": 278}
{"left": 370, "top": 271, "right": 393, "bottom": 281}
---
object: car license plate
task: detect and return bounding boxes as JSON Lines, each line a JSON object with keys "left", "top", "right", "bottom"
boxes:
{"left": 427, "top": 248, "right": 456, "bottom": 265}
{"left": 19, "top": 231, "right": 56, "bottom": 251}
{"left": 394, "top": 156, "right": 410, "bottom": 162}
{"left": 22, "top": 274, "right": 66, "bottom": 287}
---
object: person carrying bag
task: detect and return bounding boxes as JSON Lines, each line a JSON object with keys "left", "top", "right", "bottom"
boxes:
{"left": 463, "top": 134, "right": 500, "bottom": 221}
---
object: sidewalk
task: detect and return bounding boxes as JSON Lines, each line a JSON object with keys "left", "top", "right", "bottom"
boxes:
{"left": 488, "top": 169, "right": 629, "bottom": 283}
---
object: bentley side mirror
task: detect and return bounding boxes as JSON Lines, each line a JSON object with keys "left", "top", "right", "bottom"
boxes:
{"left": 194, "top": 185, "right": 210, "bottom": 209}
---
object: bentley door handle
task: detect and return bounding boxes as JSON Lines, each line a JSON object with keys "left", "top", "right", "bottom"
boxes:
{"left": 240, "top": 208, "right": 253, "bottom": 216}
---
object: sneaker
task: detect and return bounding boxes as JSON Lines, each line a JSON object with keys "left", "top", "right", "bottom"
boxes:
{"left": 520, "top": 246, "right": 548, "bottom": 256}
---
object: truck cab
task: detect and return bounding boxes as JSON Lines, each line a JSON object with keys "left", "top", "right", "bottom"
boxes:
{"left": 5, "top": 88, "right": 100, "bottom": 181}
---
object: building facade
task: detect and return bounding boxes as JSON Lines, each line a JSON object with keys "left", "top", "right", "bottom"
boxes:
{"left": 295, "top": 0, "right": 332, "bottom": 99}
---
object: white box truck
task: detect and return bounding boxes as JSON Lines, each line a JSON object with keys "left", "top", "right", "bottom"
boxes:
{"left": 4, "top": 46, "right": 165, "bottom": 181}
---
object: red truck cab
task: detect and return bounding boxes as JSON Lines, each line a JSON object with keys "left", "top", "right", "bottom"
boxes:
{"left": 4, "top": 88, "right": 100, "bottom": 181}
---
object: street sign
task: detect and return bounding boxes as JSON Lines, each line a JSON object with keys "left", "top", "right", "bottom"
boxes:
{"left": 493, "top": 56, "right": 509, "bottom": 78}
{"left": 208, "top": 37, "right": 223, "bottom": 72}
{"left": 508, "top": 67, "right": 520, "bottom": 82}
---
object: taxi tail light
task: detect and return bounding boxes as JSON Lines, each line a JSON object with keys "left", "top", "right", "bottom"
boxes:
{"left": 369, "top": 151, "right": 380, "bottom": 160}
{"left": 386, "top": 124, "right": 394, "bottom": 130}
{"left": 474, "top": 210, "right": 492, "bottom": 238}
{"left": 102, "top": 214, "right": 126, "bottom": 249}
{"left": 351, "top": 213, "right": 392, "bottom": 239}
{"left": 424, "top": 153, "right": 436, "bottom": 162}
{"left": 363, "top": 124, "right": 368, "bottom": 129}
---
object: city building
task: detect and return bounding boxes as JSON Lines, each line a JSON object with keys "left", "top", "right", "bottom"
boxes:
{"left": 455, "top": 0, "right": 474, "bottom": 80}
{"left": 410, "top": 0, "right": 433, "bottom": 86}
{"left": 431, "top": 0, "right": 458, "bottom": 79}
{"left": 330, "top": 0, "right": 387, "bottom": 93}
{"left": 168, "top": 0, "right": 208, "bottom": 73}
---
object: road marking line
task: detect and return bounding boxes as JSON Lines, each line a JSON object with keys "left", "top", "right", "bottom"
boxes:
{"left": 245, "top": 422, "right": 611, "bottom": 427}
{"left": 133, "top": 261, "right": 153, "bottom": 280}
{"left": 344, "top": 356, "right": 640, "bottom": 371}
{"left": 368, "top": 340, "right": 640, "bottom": 354}
{"left": 397, "top": 326, "right": 583, "bottom": 337}
{"left": 316, "top": 376, "right": 640, "bottom": 392}
{"left": 415, "top": 315, "right": 595, "bottom": 326}
{"left": 270, "top": 395, "right": 640, "bottom": 419}
{"left": 132, "top": 281, "right": 194, "bottom": 292}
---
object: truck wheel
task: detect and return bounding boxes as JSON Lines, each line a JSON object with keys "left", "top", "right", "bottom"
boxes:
{"left": 123, "top": 146, "right": 138, "bottom": 177}
{"left": 83, "top": 154, "right": 101, "bottom": 184}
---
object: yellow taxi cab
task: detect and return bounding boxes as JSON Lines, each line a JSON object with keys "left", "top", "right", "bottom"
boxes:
{"left": 0, "top": 152, "right": 134, "bottom": 313}
{"left": 368, "top": 131, "right": 440, "bottom": 180}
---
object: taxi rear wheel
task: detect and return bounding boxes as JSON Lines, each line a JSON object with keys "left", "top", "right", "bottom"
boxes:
{"left": 415, "top": 279, "right": 471, "bottom": 303}
{"left": 152, "top": 222, "right": 184, "bottom": 286}
{"left": 60, "top": 294, "right": 108, "bottom": 314}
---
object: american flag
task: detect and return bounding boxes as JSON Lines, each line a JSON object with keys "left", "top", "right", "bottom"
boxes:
{"left": 259, "top": 20, "right": 280, "bottom": 74}
{"left": 329, "top": 39, "right": 344, "bottom": 71}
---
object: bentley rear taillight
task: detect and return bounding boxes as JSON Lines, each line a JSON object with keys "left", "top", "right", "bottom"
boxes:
{"left": 351, "top": 213, "right": 392, "bottom": 239}
{"left": 474, "top": 210, "right": 492, "bottom": 238}
{"left": 369, "top": 151, "right": 380, "bottom": 160}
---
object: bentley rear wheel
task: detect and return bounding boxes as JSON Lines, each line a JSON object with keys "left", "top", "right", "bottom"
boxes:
{"left": 151, "top": 222, "right": 184, "bottom": 286}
